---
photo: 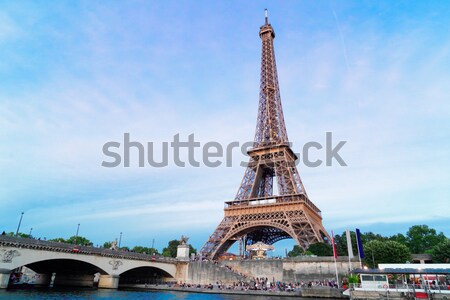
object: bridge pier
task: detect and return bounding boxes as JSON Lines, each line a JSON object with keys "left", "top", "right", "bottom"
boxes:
{"left": 0, "top": 271, "right": 11, "bottom": 289}
{"left": 98, "top": 275, "right": 119, "bottom": 289}
{"left": 54, "top": 274, "right": 96, "bottom": 287}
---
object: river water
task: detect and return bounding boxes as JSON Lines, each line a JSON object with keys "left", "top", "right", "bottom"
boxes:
{"left": 0, "top": 288, "right": 296, "bottom": 300}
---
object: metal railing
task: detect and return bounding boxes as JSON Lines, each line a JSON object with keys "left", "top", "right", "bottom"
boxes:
{"left": 350, "top": 282, "right": 450, "bottom": 293}
{"left": 224, "top": 194, "right": 322, "bottom": 216}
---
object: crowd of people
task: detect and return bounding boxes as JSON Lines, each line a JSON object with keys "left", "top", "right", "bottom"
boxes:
{"left": 184, "top": 258, "right": 344, "bottom": 292}
{"left": 171, "top": 278, "right": 341, "bottom": 293}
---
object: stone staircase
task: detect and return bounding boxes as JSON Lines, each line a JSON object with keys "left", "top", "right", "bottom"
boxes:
{"left": 186, "top": 261, "right": 247, "bottom": 285}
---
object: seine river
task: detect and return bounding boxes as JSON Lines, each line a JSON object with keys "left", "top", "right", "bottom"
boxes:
{"left": 0, "top": 289, "right": 293, "bottom": 300}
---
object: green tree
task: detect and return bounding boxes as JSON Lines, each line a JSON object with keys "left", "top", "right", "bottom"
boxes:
{"left": 364, "top": 240, "right": 411, "bottom": 268}
{"left": 406, "top": 225, "right": 446, "bottom": 253}
{"left": 348, "top": 274, "right": 359, "bottom": 284}
{"left": 7, "top": 232, "right": 32, "bottom": 238}
{"left": 66, "top": 235, "right": 93, "bottom": 246}
{"left": 287, "top": 245, "right": 304, "bottom": 257}
{"left": 389, "top": 233, "right": 408, "bottom": 246}
{"left": 334, "top": 231, "right": 359, "bottom": 256}
{"left": 49, "top": 237, "right": 67, "bottom": 243}
{"left": 431, "top": 239, "right": 450, "bottom": 263}
{"left": 333, "top": 233, "right": 348, "bottom": 256}
{"left": 103, "top": 241, "right": 112, "bottom": 249}
{"left": 132, "top": 246, "right": 159, "bottom": 255}
{"left": 162, "top": 239, "right": 196, "bottom": 257}
{"left": 362, "top": 232, "right": 388, "bottom": 244}
{"left": 308, "top": 242, "right": 333, "bottom": 256}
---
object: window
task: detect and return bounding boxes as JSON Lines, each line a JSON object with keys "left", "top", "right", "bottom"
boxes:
{"left": 362, "top": 275, "right": 374, "bottom": 281}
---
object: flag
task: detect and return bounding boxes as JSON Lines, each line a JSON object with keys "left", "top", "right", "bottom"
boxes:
{"left": 346, "top": 229, "right": 354, "bottom": 258}
{"left": 356, "top": 228, "right": 365, "bottom": 259}
{"left": 331, "top": 230, "right": 338, "bottom": 259}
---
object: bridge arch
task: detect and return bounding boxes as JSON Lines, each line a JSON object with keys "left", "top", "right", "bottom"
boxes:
{"left": 3, "top": 251, "right": 109, "bottom": 275}
{"left": 2, "top": 257, "right": 110, "bottom": 288}
{"left": 24, "top": 258, "right": 109, "bottom": 275}
{"left": 118, "top": 266, "right": 175, "bottom": 285}
{"left": 116, "top": 261, "right": 177, "bottom": 278}
{"left": 213, "top": 222, "right": 301, "bottom": 259}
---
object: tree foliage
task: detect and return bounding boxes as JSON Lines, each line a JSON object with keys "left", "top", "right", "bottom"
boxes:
{"left": 334, "top": 231, "right": 359, "bottom": 256}
{"left": 48, "top": 236, "right": 93, "bottom": 246}
{"left": 389, "top": 233, "right": 407, "bottom": 245}
{"left": 406, "top": 225, "right": 447, "bottom": 254}
{"left": 362, "top": 232, "right": 388, "bottom": 244}
{"left": 431, "top": 239, "right": 450, "bottom": 263}
{"left": 6, "top": 232, "right": 31, "bottom": 238}
{"left": 287, "top": 245, "right": 304, "bottom": 257}
{"left": 348, "top": 274, "right": 359, "bottom": 284}
{"left": 132, "top": 246, "right": 159, "bottom": 255}
{"left": 288, "top": 224, "right": 448, "bottom": 263}
{"left": 308, "top": 242, "right": 333, "bottom": 256}
{"left": 364, "top": 240, "right": 411, "bottom": 268}
{"left": 162, "top": 239, "right": 196, "bottom": 257}
{"left": 66, "top": 235, "right": 93, "bottom": 246}
{"left": 49, "top": 237, "right": 66, "bottom": 243}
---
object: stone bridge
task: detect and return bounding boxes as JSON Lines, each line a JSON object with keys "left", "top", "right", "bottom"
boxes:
{"left": 0, "top": 236, "right": 188, "bottom": 289}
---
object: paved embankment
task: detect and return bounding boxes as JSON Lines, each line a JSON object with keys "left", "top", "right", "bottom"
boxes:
{"left": 121, "top": 284, "right": 348, "bottom": 298}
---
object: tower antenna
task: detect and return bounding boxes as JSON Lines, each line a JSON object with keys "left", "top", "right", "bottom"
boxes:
{"left": 265, "top": 9, "right": 268, "bottom": 24}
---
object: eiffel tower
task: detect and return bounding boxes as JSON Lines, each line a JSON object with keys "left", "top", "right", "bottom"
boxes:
{"left": 200, "top": 11, "right": 330, "bottom": 260}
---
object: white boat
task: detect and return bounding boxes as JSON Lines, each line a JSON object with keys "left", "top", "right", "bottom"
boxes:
{"left": 348, "top": 263, "right": 450, "bottom": 299}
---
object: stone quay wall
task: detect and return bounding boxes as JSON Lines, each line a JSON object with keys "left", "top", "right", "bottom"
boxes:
{"left": 185, "top": 261, "right": 246, "bottom": 285}
{"left": 186, "top": 257, "right": 359, "bottom": 284}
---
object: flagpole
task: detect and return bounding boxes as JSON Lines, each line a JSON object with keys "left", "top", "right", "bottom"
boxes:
{"left": 355, "top": 228, "right": 365, "bottom": 269}
{"left": 331, "top": 230, "right": 340, "bottom": 288}
{"left": 346, "top": 229, "right": 354, "bottom": 272}
{"left": 355, "top": 234, "right": 362, "bottom": 268}
{"left": 348, "top": 254, "right": 352, "bottom": 272}
{"left": 334, "top": 255, "right": 339, "bottom": 288}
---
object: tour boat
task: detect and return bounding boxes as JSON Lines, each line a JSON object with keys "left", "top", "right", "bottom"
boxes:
{"left": 348, "top": 263, "right": 450, "bottom": 299}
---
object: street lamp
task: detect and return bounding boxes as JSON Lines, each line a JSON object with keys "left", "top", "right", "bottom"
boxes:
{"left": 15, "top": 212, "right": 24, "bottom": 237}
{"left": 75, "top": 223, "right": 80, "bottom": 244}
{"left": 371, "top": 249, "right": 375, "bottom": 268}
{"left": 119, "top": 232, "right": 122, "bottom": 248}
{"left": 29, "top": 227, "right": 33, "bottom": 237}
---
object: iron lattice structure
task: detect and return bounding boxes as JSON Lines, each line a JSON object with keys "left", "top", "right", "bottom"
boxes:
{"left": 200, "top": 13, "right": 330, "bottom": 260}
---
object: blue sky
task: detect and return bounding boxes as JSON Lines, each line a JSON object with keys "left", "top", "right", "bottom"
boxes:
{"left": 0, "top": 1, "right": 449, "bottom": 253}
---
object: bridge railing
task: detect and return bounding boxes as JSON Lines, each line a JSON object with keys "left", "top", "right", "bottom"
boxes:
{"left": 0, "top": 235, "right": 177, "bottom": 263}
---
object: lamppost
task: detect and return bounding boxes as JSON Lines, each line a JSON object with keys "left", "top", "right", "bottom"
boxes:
{"left": 29, "top": 227, "right": 33, "bottom": 237}
{"left": 75, "top": 223, "right": 80, "bottom": 244}
{"left": 371, "top": 249, "right": 375, "bottom": 268}
{"left": 15, "top": 212, "right": 24, "bottom": 237}
{"left": 118, "top": 232, "right": 122, "bottom": 248}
